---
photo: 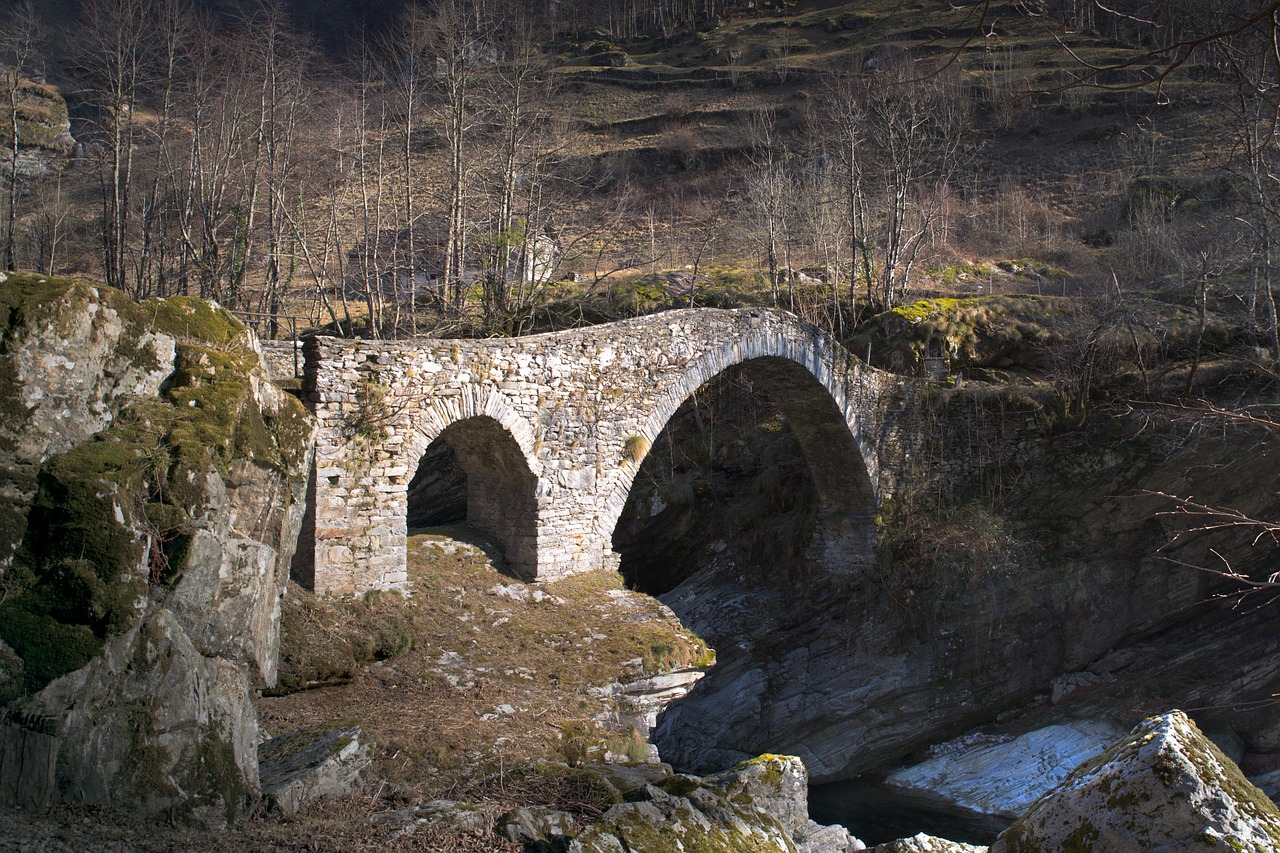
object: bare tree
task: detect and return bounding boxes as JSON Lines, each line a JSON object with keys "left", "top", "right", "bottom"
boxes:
{"left": 1146, "top": 397, "right": 1280, "bottom": 609}
{"left": 742, "top": 108, "right": 790, "bottom": 307}
{"left": 353, "top": 39, "right": 390, "bottom": 337}
{"left": 131, "top": 0, "right": 193, "bottom": 297}
{"left": 0, "top": 0, "right": 43, "bottom": 272}
{"left": 822, "top": 55, "right": 969, "bottom": 309}
{"left": 382, "top": 6, "right": 434, "bottom": 330}
{"left": 79, "top": 0, "right": 155, "bottom": 294}
{"left": 428, "top": 0, "right": 488, "bottom": 316}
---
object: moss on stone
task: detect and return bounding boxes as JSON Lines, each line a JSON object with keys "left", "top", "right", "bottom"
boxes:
{"left": 1061, "top": 821, "right": 1099, "bottom": 852}
{"left": 0, "top": 278, "right": 312, "bottom": 699}
{"left": 0, "top": 79, "right": 71, "bottom": 152}
{"left": 0, "top": 272, "right": 89, "bottom": 335}
{"left": 659, "top": 775, "right": 703, "bottom": 798}
{"left": 0, "top": 602, "right": 101, "bottom": 694}
{"left": 141, "top": 296, "right": 245, "bottom": 347}
{"left": 579, "top": 795, "right": 791, "bottom": 853}
{"left": 0, "top": 348, "right": 30, "bottom": 434}
{"left": 194, "top": 728, "right": 249, "bottom": 824}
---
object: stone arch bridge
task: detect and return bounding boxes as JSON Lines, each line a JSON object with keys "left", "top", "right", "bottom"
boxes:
{"left": 299, "top": 308, "right": 909, "bottom": 595}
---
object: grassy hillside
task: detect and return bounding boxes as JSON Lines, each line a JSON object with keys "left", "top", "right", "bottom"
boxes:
{"left": 6, "top": 0, "right": 1269, "bottom": 351}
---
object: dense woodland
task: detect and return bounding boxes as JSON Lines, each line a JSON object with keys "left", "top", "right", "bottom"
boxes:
{"left": 1, "top": 0, "right": 1279, "bottom": 353}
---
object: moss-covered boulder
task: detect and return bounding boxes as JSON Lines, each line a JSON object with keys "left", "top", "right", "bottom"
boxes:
{"left": 0, "top": 78, "right": 73, "bottom": 153}
{"left": 705, "top": 755, "right": 810, "bottom": 839}
{"left": 852, "top": 295, "right": 1075, "bottom": 374}
{"left": 850, "top": 294, "right": 1226, "bottom": 376}
{"left": 568, "top": 782, "right": 798, "bottom": 852}
{"left": 991, "top": 710, "right": 1280, "bottom": 852}
{"left": 0, "top": 274, "right": 314, "bottom": 826}
{"left": 0, "top": 78, "right": 73, "bottom": 181}
{"left": 0, "top": 272, "right": 176, "bottom": 570}
{"left": 564, "top": 754, "right": 860, "bottom": 852}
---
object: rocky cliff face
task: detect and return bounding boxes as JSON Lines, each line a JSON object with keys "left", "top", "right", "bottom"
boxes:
{"left": 1, "top": 77, "right": 74, "bottom": 181}
{"left": 618, "top": 362, "right": 1280, "bottom": 784}
{"left": 0, "top": 274, "right": 313, "bottom": 826}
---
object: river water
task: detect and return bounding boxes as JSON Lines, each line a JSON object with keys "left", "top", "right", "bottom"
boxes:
{"left": 808, "top": 777, "right": 1011, "bottom": 847}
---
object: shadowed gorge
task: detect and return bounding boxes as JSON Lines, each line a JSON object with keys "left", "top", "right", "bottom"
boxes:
{"left": 613, "top": 363, "right": 819, "bottom": 596}
{"left": 5, "top": 0, "right": 1280, "bottom": 846}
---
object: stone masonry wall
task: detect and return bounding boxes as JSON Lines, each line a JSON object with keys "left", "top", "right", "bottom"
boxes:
{"left": 303, "top": 308, "right": 917, "bottom": 595}
{"left": 260, "top": 341, "right": 304, "bottom": 382}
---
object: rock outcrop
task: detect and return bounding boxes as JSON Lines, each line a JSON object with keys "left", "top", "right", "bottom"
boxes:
{"left": 873, "top": 834, "right": 985, "bottom": 853}
{"left": 1, "top": 78, "right": 74, "bottom": 180}
{"left": 884, "top": 720, "right": 1126, "bottom": 819}
{"left": 565, "top": 754, "right": 862, "bottom": 853}
{"left": 0, "top": 275, "right": 313, "bottom": 825}
{"left": 0, "top": 273, "right": 176, "bottom": 570}
{"left": 259, "top": 721, "right": 371, "bottom": 815}
{"left": 991, "top": 711, "right": 1280, "bottom": 852}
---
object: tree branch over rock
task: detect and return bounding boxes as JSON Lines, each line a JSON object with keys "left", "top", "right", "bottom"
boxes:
{"left": 1144, "top": 392, "right": 1280, "bottom": 607}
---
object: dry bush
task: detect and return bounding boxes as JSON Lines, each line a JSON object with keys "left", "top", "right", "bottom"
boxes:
{"left": 872, "top": 503, "right": 1032, "bottom": 615}
{"left": 659, "top": 126, "right": 701, "bottom": 171}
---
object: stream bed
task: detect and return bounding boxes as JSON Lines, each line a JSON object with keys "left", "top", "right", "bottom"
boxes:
{"left": 808, "top": 777, "right": 1011, "bottom": 847}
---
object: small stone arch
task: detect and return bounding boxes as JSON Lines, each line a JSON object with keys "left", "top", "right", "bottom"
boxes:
{"left": 402, "top": 388, "right": 543, "bottom": 479}
{"left": 597, "top": 324, "right": 879, "bottom": 575}
{"left": 403, "top": 391, "right": 543, "bottom": 579}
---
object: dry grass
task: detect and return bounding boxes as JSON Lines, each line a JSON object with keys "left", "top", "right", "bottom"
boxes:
{"left": 260, "top": 527, "right": 711, "bottom": 800}
{"left": 0, "top": 797, "right": 523, "bottom": 852}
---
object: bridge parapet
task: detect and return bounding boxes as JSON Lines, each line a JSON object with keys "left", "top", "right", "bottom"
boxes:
{"left": 303, "top": 308, "right": 908, "bottom": 595}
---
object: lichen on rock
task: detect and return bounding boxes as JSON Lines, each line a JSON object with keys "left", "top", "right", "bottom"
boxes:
{"left": 259, "top": 720, "right": 371, "bottom": 815}
{"left": 873, "top": 833, "right": 986, "bottom": 853}
{"left": 565, "top": 754, "right": 859, "bottom": 853}
{"left": 990, "top": 710, "right": 1280, "bottom": 853}
{"left": 0, "top": 274, "right": 315, "bottom": 826}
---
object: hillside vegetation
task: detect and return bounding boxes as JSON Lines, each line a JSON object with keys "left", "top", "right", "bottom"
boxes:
{"left": 0, "top": 0, "right": 1274, "bottom": 364}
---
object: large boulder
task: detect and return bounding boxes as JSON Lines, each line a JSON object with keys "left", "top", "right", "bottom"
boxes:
{"left": 874, "top": 835, "right": 985, "bottom": 853}
{"left": 991, "top": 710, "right": 1280, "bottom": 852}
{"left": 495, "top": 805, "right": 581, "bottom": 847}
{"left": 1, "top": 78, "right": 74, "bottom": 180}
{"left": 568, "top": 782, "right": 797, "bottom": 852}
{"left": 705, "top": 754, "right": 810, "bottom": 838}
{"left": 0, "top": 275, "right": 314, "bottom": 825}
{"left": 0, "top": 273, "right": 176, "bottom": 568}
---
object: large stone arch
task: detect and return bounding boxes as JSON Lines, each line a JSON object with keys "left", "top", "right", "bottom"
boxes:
{"left": 597, "top": 323, "right": 879, "bottom": 574}
{"left": 403, "top": 391, "right": 543, "bottom": 580}
{"left": 304, "top": 310, "right": 899, "bottom": 594}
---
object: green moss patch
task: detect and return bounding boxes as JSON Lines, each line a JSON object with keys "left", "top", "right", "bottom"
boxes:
{"left": 142, "top": 296, "right": 245, "bottom": 347}
{"left": 0, "top": 277, "right": 310, "bottom": 699}
{"left": 853, "top": 294, "right": 1075, "bottom": 373}
{"left": 853, "top": 293, "right": 1231, "bottom": 377}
